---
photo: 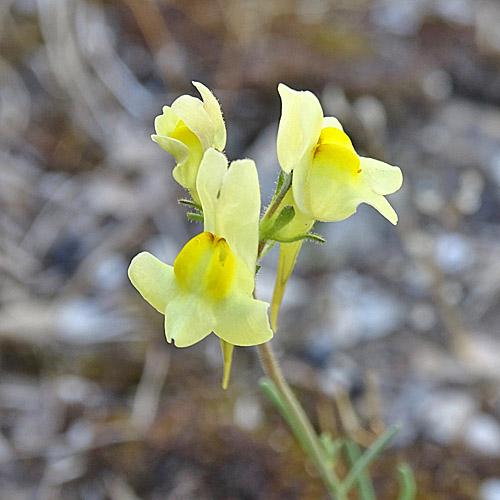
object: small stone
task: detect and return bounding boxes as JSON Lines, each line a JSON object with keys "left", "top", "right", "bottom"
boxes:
{"left": 432, "top": 0, "right": 475, "bottom": 24}
{"left": 455, "top": 169, "right": 484, "bottom": 214}
{"left": 480, "top": 478, "right": 500, "bottom": 500}
{"left": 327, "top": 271, "right": 405, "bottom": 346}
{"left": 414, "top": 187, "right": 446, "bottom": 216}
{"left": 371, "top": 0, "right": 424, "bottom": 36}
{"left": 409, "top": 303, "right": 437, "bottom": 332}
{"left": 233, "top": 395, "right": 263, "bottom": 431}
{"left": 93, "top": 254, "right": 128, "bottom": 290}
{"left": 319, "top": 357, "right": 360, "bottom": 398}
{"left": 419, "top": 124, "right": 450, "bottom": 154}
{"left": 55, "top": 376, "right": 92, "bottom": 405}
{"left": 46, "top": 455, "right": 88, "bottom": 485}
{"left": 420, "top": 390, "right": 477, "bottom": 444}
{"left": 464, "top": 414, "right": 500, "bottom": 457}
{"left": 57, "top": 299, "right": 136, "bottom": 342}
{"left": 412, "top": 343, "right": 468, "bottom": 384}
{"left": 66, "top": 420, "right": 95, "bottom": 451}
{"left": 422, "top": 69, "right": 453, "bottom": 101}
{"left": 438, "top": 280, "right": 464, "bottom": 306}
{"left": 0, "top": 378, "right": 40, "bottom": 411}
{"left": 434, "top": 233, "right": 474, "bottom": 274}
{"left": 12, "top": 414, "right": 50, "bottom": 453}
{"left": 353, "top": 95, "right": 387, "bottom": 136}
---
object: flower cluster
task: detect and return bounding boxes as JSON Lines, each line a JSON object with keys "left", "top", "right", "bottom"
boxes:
{"left": 129, "top": 82, "right": 402, "bottom": 387}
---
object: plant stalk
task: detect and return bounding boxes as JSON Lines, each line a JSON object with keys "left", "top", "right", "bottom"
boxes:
{"left": 257, "top": 342, "right": 345, "bottom": 500}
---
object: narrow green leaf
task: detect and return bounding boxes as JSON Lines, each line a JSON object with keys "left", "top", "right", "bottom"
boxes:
{"left": 341, "top": 425, "right": 400, "bottom": 495}
{"left": 397, "top": 464, "right": 417, "bottom": 500}
{"left": 264, "top": 205, "right": 295, "bottom": 237}
{"left": 271, "top": 232, "right": 326, "bottom": 244}
{"left": 273, "top": 171, "right": 286, "bottom": 201}
{"left": 345, "top": 440, "right": 376, "bottom": 500}
{"left": 186, "top": 212, "right": 204, "bottom": 222}
{"left": 302, "top": 233, "right": 325, "bottom": 243}
{"left": 259, "top": 172, "right": 293, "bottom": 237}
{"left": 179, "top": 199, "right": 202, "bottom": 210}
{"left": 260, "top": 380, "right": 347, "bottom": 500}
{"left": 259, "top": 378, "right": 314, "bottom": 459}
{"left": 269, "top": 171, "right": 292, "bottom": 206}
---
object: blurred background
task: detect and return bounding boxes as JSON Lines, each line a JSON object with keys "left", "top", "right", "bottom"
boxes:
{"left": 1, "top": 0, "right": 500, "bottom": 498}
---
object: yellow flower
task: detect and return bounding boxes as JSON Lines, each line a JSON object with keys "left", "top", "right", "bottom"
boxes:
{"left": 152, "top": 82, "right": 226, "bottom": 202}
{"left": 268, "top": 84, "right": 403, "bottom": 330}
{"left": 277, "top": 83, "right": 402, "bottom": 224}
{"left": 128, "top": 149, "right": 272, "bottom": 387}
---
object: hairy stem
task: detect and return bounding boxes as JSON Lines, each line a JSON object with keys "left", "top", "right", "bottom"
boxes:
{"left": 264, "top": 172, "right": 292, "bottom": 221}
{"left": 258, "top": 173, "right": 293, "bottom": 257}
{"left": 257, "top": 342, "right": 345, "bottom": 500}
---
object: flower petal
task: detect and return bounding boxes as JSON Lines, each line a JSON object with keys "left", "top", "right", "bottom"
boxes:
{"left": 197, "top": 152, "right": 261, "bottom": 274}
{"left": 174, "top": 232, "right": 236, "bottom": 301}
{"left": 152, "top": 132, "right": 203, "bottom": 193}
{"left": 216, "top": 158, "right": 260, "bottom": 273}
{"left": 359, "top": 157, "right": 403, "bottom": 195}
{"left": 165, "top": 295, "right": 215, "bottom": 347}
{"left": 294, "top": 143, "right": 361, "bottom": 221}
{"left": 172, "top": 95, "right": 215, "bottom": 150}
{"left": 192, "top": 81, "right": 226, "bottom": 151}
{"left": 128, "top": 252, "right": 177, "bottom": 313}
{"left": 196, "top": 148, "right": 228, "bottom": 234}
{"left": 153, "top": 105, "right": 180, "bottom": 136}
{"left": 214, "top": 295, "right": 273, "bottom": 346}
{"left": 363, "top": 192, "right": 399, "bottom": 225}
{"left": 231, "top": 255, "right": 256, "bottom": 296}
{"left": 290, "top": 156, "right": 310, "bottom": 215}
{"left": 318, "top": 127, "right": 356, "bottom": 154}
{"left": 151, "top": 135, "right": 189, "bottom": 166}
{"left": 277, "top": 84, "right": 323, "bottom": 173}
{"left": 323, "top": 116, "right": 344, "bottom": 131}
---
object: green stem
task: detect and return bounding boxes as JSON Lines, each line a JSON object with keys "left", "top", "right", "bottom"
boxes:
{"left": 397, "top": 464, "right": 417, "bottom": 500}
{"left": 344, "top": 440, "right": 376, "bottom": 500}
{"left": 264, "top": 172, "right": 293, "bottom": 221}
{"left": 256, "top": 173, "right": 343, "bottom": 498}
{"left": 257, "top": 342, "right": 346, "bottom": 500}
{"left": 340, "top": 425, "right": 400, "bottom": 495}
{"left": 258, "top": 173, "right": 293, "bottom": 259}
{"left": 260, "top": 379, "right": 314, "bottom": 458}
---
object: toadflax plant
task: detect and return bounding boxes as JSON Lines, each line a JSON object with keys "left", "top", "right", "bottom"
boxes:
{"left": 128, "top": 82, "right": 415, "bottom": 500}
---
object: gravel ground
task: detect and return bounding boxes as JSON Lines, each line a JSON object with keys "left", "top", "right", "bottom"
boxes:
{"left": 1, "top": 1, "right": 500, "bottom": 498}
